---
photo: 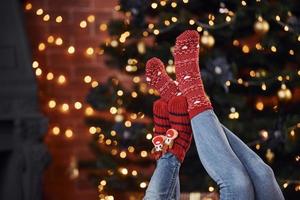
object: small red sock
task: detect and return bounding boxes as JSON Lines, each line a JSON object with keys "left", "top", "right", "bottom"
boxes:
{"left": 167, "top": 96, "right": 192, "bottom": 163}
{"left": 174, "top": 30, "right": 212, "bottom": 119}
{"left": 151, "top": 99, "right": 171, "bottom": 160}
{"left": 146, "top": 57, "right": 179, "bottom": 101}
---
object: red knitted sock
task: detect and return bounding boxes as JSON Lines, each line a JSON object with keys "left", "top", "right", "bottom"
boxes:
{"left": 167, "top": 96, "right": 192, "bottom": 163}
{"left": 151, "top": 99, "right": 171, "bottom": 159}
{"left": 174, "top": 30, "right": 212, "bottom": 119}
{"left": 146, "top": 57, "right": 179, "bottom": 101}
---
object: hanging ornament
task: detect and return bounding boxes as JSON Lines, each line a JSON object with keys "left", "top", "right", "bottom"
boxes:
{"left": 254, "top": 17, "right": 270, "bottom": 35}
{"left": 277, "top": 83, "right": 292, "bottom": 101}
{"left": 201, "top": 31, "right": 215, "bottom": 48}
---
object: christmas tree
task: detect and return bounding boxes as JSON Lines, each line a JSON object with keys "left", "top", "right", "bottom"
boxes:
{"left": 83, "top": 0, "right": 300, "bottom": 199}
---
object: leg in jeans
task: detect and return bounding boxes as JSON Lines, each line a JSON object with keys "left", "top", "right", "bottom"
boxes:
{"left": 191, "top": 110, "right": 255, "bottom": 200}
{"left": 222, "top": 125, "right": 285, "bottom": 200}
{"left": 144, "top": 153, "right": 181, "bottom": 200}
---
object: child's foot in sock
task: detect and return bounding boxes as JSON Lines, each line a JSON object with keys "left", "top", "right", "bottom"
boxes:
{"left": 174, "top": 30, "right": 212, "bottom": 118}
{"left": 151, "top": 99, "right": 171, "bottom": 159}
{"left": 167, "top": 96, "right": 193, "bottom": 162}
{"left": 146, "top": 57, "right": 179, "bottom": 101}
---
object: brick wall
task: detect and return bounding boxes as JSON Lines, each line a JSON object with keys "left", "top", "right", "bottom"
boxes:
{"left": 24, "top": 0, "right": 119, "bottom": 199}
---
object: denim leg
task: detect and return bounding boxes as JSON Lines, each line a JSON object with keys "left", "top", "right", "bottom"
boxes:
{"left": 191, "top": 110, "right": 254, "bottom": 200}
{"left": 172, "top": 176, "right": 180, "bottom": 200}
{"left": 144, "top": 153, "right": 181, "bottom": 200}
{"left": 222, "top": 125, "right": 285, "bottom": 200}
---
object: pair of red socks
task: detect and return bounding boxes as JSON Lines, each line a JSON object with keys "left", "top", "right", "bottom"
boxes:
{"left": 146, "top": 30, "right": 213, "bottom": 162}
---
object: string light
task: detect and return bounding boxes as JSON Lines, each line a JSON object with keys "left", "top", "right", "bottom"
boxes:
{"left": 87, "top": 15, "right": 95, "bottom": 23}
{"left": 61, "top": 103, "right": 69, "bottom": 112}
{"left": 55, "top": 37, "right": 63, "bottom": 45}
{"left": 85, "top": 106, "right": 94, "bottom": 116}
{"left": 32, "top": 61, "right": 39, "bottom": 68}
{"left": 68, "top": 46, "right": 75, "bottom": 54}
{"left": 89, "top": 126, "right": 97, "bottom": 134}
{"left": 48, "top": 100, "right": 56, "bottom": 108}
{"left": 99, "top": 23, "right": 107, "bottom": 31}
{"left": 47, "top": 35, "right": 55, "bottom": 43}
{"left": 52, "top": 126, "right": 60, "bottom": 135}
{"left": 25, "top": 3, "right": 32, "bottom": 10}
{"left": 35, "top": 68, "right": 42, "bottom": 76}
{"left": 80, "top": 20, "right": 87, "bottom": 28}
{"left": 38, "top": 42, "right": 46, "bottom": 51}
{"left": 84, "top": 75, "right": 92, "bottom": 83}
{"left": 140, "top": 182, "right": 147, "bottom": 188}
{"left": 43, "top": 14, "right": 50, "bottom": 21}
{"left": 46, "top": 72, "right": 54, "bottom": 80}
{"left": 55, "top": 16, "right": 63, "bottom": 23}
{"left": 74, "top": 102, "right": 82, "bottom": 109}
{"left": 65, "top": 129, "right": 73, "bottom": 138}
{"left": 36, "top": 8, "right": 44, "bottom": 16}
{"left": 151, "top": 3, "right": 158, "bottom": 9}
{"left": 57, "top": 75, "right": 66, "bottom": 84}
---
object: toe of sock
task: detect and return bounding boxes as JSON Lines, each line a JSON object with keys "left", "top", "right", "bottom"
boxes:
{"left": 176, "top": 30, "right": 199, "bottom": 42}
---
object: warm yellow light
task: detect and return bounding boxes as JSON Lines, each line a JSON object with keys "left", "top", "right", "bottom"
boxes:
{"left": 36, "top": 8, "right": 44, "bottom": 16}
{"left": 255, "top": 144, "right": 260, "bottom": 150}
{"left": 38, "top": 43, "right": 46, "bottom": 51}
{"left": 242, "top": 45, "right": 250, "bottom": 53}
{"left": 55, "top": 37, "right": 63, "bottom": 45}
{"left": 289, "top": 49, "right": 294, "bottom": 55}
{"left": 110, "top": 107, "right": 117, "bottom": 114}
{"left": 85, "top": 107, "right": 94, "bottom": 116}
{"left": 171, "top": 17, "right": 178, "bottom": 22}
{"left": 35, "top": 68, "right": 42, "bottom": 76}
{"left": 290, "top": 130, "right": 295, "bottom": 137}
{"left": 226, "top": 16, "right": 231, "bottom": 22}
{"left": 146, "top": 133, "right": 152, "bottom": 140}
{"left": 131, "top": 92, "right": 138, "bottom": 98}
{"left": 133, "top": 76, "right": 140, "bottom": 83}
{"left": 261, "top": 83, "right": 267, "bottom": 91}
{"left": 225, "top": 80, "right": 231, "bottom": 87}
{"left": 275, "top": 15, "right": 281, "bottom": 21}
{"left": 241, "top": 1, "right": 247, "bottom": 6}
{"left": 57, "top": 75, "right": 66, "bottom": 84}
{"left": 117, "top": 90, "right": 123, "bottom": 96}
{"left": 86, "top": 47, "right": 94, "bottom": 55}
{"left": 87, "top": 15, "right": 95, "bottom": 23}
{"left": 65, "top": 129, "right": 73, "bottom": 138}
{"left": 164, "top": 20, "right": 170, "bottom": 26}
{"left": 183, "top": 0, "right": 189, "bottom": 3}
{"left": 32, "top": 61, "right": 39, "bottom": 68}
{"left": 25, "top": 3, "right": 32, "bottom": 10}
{"left": 128, "top": 146, "right": 135, "bottom": 153}
{"left": 56, "top": 16, "right": 63, "bottom": 23}
{"left": 48, "top": 100, "right": 56, "bottom": 108}
{"left": 160, "top": 1, "right": 167, "bottom": 6}
{"left": 100, "top": 180, "right": 107, "bottom": 186}
{"left": 283, "top": 182, "right": 289, "bottom": 188}
{"left": 74, "top": 102, "right": 82, "bottom": 109}
{"left": 52, "top": 126, "right": 60, "bottom": 135}
{"left": 68, "top": 46, "right": 75, "bottom": 54}
{"left": 153, "top": 29, "right": 160, "bottom": 35}
{"left": 46, "top": 72, "right": 54, "bottom": 80}
{"left": 91, "top": 81, "right": 98, "bottom": 88}
{"left": 256, "top": 101, "right": 264, "bottom": 111}
{"left": 197, "top": 26, "right": 203, "bottom": 32}
{"left": 284, "top": 25, "right": 289, "bottom": 32}
{"left": 120, "top": 168, "right": 128, "bottom": 175}
{"left": 110, "top": 130, "right": 117, "bottom": 136}
{"left": 106, "top": 139, "right": 112, "bottom": 145}
{"left": 43, "top": 14, "right": 50, "bottom": 21}
{"left": 189, "top": 19, "right": 195, "bottom": 25}
{"left": 99, "top": 23, "right": 107, "bottom": 31}
{"left": 271, "top": 46, "right": 277, "bottom": 52}
{"left": 120, "top": 151, "right": 127, "bottom": 158}
{"left": 132, "top": 170, "right": 138, "bottom": 176}
{"left": 151, "top": 2, "right": 158, "bottom": 9}
{"left": 84, "top": 75, "right": 92, "bottom": 83}
{"left": 256, "top": 43, "right": 262, "bottom": 50}
{"left": 47, "top": 35, "right": 55, "bottom": 43}
{"left": 61, "top": 103, "right": 69, "bottom": 112}
{"left": 89, "top": 126, "right": 97, "bottom": 134}
{"left": 208, "top": 186, "right": 214, "bottom": 192}
{"left": 140, "top": 151, "right": 148, "bottom": 157}
{"left": 171, "top": 2, "right": 177, "bottom": 8}
{"left": 124, "top": 120, "right": 132, "bottom": 127}
{"left": 80, "top": 20, "right": 87, "bottom": 28}
{"left": 140, "top": 182, "right": 147, "bottom": 188}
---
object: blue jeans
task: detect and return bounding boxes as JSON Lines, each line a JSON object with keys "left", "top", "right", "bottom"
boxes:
{"left": 144, "top": 110, "right": 285, "bottom": 200}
